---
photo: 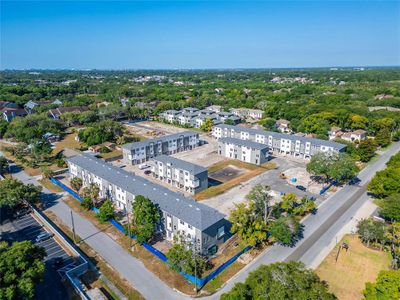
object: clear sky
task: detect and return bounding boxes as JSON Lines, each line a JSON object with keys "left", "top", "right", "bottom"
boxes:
{"left": 1, "top": 1, "right": 399, "bottom": 69}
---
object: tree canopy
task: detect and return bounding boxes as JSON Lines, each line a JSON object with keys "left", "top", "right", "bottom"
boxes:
{"left": 0, "top": 241, "right": 46, "bottom": 300}
{"left": 220, "top": 261, "right": 336, "bottom": 300}
{"left": 131, "top": 195, "right": 161, "bottom": 243}
{"left": 0, "top": 178, "right": 42, "bottom": 207}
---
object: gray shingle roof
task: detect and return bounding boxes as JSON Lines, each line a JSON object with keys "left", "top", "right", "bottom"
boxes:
{"left": 215, "top": 124, "right": 346, "bottom": 151}
{"left": 122, "top": 131, "right": 199, "bottom": 151}
{"left": 153, "top": 155, "right": 207, "bottom": 175}
{"left": 66, "top": 152, "right": 224, "bottom": 230}
{"left": 219, "top": 137, "right": 268, "bottom": 150}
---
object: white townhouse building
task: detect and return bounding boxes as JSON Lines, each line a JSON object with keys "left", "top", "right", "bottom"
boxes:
{"left": 229, "top": 108, "right": 264, "bottom": 120}
{"left": 212, "top": 124, "right": 346, "bottom": 159}
{"left": 66, "top": 152, "right": 229, "bottom": 255}
{"left": 122, "top": 131, "right": 200, "bottom": 165}
{"left": 159, "top": 107, "right": 241, "bottom": 128}
{"left": 218, "top": 137, "right": 269, "bottom": 165}
{"left": 152, "top": 155, "right": 208, "bottom": 194}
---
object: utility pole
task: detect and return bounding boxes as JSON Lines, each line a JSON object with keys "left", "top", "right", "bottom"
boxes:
{"left": 193, "top": 241, "right": 198, "bottom": 294}
{"left": 70, "top": 210, "right": 76, "bottom": 244}
{"left": 125, "top": 204, "right": 132, "bottom": 248}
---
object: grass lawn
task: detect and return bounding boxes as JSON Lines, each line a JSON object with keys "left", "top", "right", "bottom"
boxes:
{"left": 194, "top": 161, "right": 277, "bottom": 200}
{"left": 53, "top": 133, "right": 82, "bottom": 155}
{"left": 99, "top": 149, "right": 122, "bottom": 160}
{"left": 316, "top": 234, "right": 392, "bottom": 300}
{"left": 38, "top": 178, "right": 64, "bottom": 193}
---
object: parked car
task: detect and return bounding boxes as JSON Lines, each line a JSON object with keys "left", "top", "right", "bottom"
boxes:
{"left": 138, "top": 164, "right": 149, "bottom": 170}
{"left": 144, "top": 170, "right": 152, "bottom": 175}
{"left": 13, "top": 207, "right": 31, "bottom": 219}
{"left": 52, "top": 256, "right": 64, "bottom": 268}
{"left": 35, "top": 232, "right": 54, "bottom": 243}
{"left": 296, "top": 185, "right": 307, "bottom": 191}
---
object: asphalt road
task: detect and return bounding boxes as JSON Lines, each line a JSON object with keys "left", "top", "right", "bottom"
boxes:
{"left": 6, "top": 142, "right": 400, "bottom": 300}
{"left": 0, "top": 212, "right": 73, "bottom": 300}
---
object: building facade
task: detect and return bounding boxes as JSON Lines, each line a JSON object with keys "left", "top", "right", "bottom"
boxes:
{"left": 122, "top": 131, "right": 200, "bottom": 165}
{"left": 218, "top": 137, "right": 269, "bottom": 165}
{"left": 212, "top": 124, "right": 346, "bottom": 159}
{"left": 159, "top": 107, "right": 240, "bottom": 128}
{"left": 152, "top": 155, "right": 208, "bottom": 194}
{"left": 229, "top": 108, "right": 264, "bottom": 120}
{"left": 67, "top": 152, "right": 228, "bottom": 255}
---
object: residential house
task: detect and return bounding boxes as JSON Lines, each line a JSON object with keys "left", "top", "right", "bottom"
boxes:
{"left": 212, "top": 124, "right": 346, "bottom": 159}
{"left": 24, "top": 99, "right": 62, "bottom": 114}
{"left": 341, "top": 130, "right": 367, "bottom": 143}
{"left": 275, "top": 119, "right": 292, "bottom": 133}
{"left": 328, "top": 127, "right": 344, "bottom": 140}
{"left": 66, "top": 151, "right": 229, "bottom": 255}
{"left": 152, "top": 155, "right": 208, "bottom": 194}
{"left": 218, "top": 137, "right": 269, "bottom": 165}
{"left": 122, "top": 131, "right": 200, "bottom": 165}
{"left": 48, "top": 106, "right": 89, "bottom": 119}
{"left": 1, "top": 108, "right": 28, "bottom": 122}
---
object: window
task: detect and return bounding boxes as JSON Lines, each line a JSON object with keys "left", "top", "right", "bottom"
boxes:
{"left": 217, "top": 226, "right": 225, "bottom": 238}
{"left": 180, "top": 220, "right": 185, "bottom": 225}
{"left": 188, "top": 224, "right": 192, "bottom": 229}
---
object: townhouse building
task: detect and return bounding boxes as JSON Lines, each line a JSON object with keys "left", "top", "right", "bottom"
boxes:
{"left": 66, "top": 152, "right": 228, "bottom": 255}
{"left": 212, "top": 124, "right": 346, "bottom": 159}
{"left": 122, "top": 131, "right": 200, "bottom": 165}
{"left": 160, "top": 107, "right": 241, "bottom": 128}
{"left": 229, "top": 108, "right": 264, "bottom": 120}
{"left": 159, "top": 110, "right": 181, "bottom": 123}
{"left": 152, "top": 155, "right": 208, "bottom": 194}
{"left": 218, "top": 137, "right": 269, "bottom": 165}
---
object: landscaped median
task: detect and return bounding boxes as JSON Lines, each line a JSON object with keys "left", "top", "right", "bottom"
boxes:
{"left": 194, "top": 160, "right": 277, "bottom": 201}
{"left": 49, "top": 177, "right": 257, "bottom": 296}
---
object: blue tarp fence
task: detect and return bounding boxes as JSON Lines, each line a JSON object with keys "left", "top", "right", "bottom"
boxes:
{"left": 319, "top": 179, "right": 338, "bottom": 195}
{"left": 50, "top": 177, "right": 252, "bottom": 287}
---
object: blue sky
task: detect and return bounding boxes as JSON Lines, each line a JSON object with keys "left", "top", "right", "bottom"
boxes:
{"left": 1, "top": 1, "right": 399, "bottom": 69}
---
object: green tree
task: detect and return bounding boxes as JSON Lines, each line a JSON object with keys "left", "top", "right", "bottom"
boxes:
{"left": 246, "top": 184, "right": 274, "bottom": 222}
{"left": 97, "top": 199, "right": 115, "bottom": 223}
{"left": 221, "top": 262, "right": 336, "bottom": 300}
{"left": 70, "top": 177, "right": 83, "bottom": 192}
{"left": 306, "top": 152, "right": 331, "bottom": 181}
{"left": 0, "top": 156, "right": 9, "bottom": 175}
{"left": 229, "top": 202, "right": 268, "bottom": 246}
{"left": 357, "top": 138, "right": 377, "bottom": 162}
{"left": 0, "top": 179, "right": 42, "bottom": 207}
{"left": 375, "top": 128, "right": 391, "bottom": 147}
{"left": 0, "top": 119, "right": 8, "bottom": 138}
{"left": 368, "top": 168, "right": 400, "bottom": 198}
{"left": 166, "top": 235, "right": 207, "bottom": 277}
{"left": 379, "top": 194, "right": 400, "bottom": 222}
{"left": 357, "top": 218, "right": 387, "bottom": 247}
{"left": 200, "top": 117, "right": 213, "bottom": 132}
{"left": 349, "top": 114, "right": 369, "bottom": 130}
{"left": 364, "top": 270, "right": 400, "bottom": 300}
{"left": 327, "top": 153, "right": 358, "bottom": 182}
{"left": 80, "top": 183, "right": 100, "bottom": 207}
{"left": 40, "top": 166, "right": 54, "bottom": 179}
{"left": 269, "top": 217, "right": 301, "bottom": 246}
{"left": 81, "top": 196, "right": 94, "bottom": 210}
{"left": 131, "top": 195, "right": 161, "bottom": 243}
{"left": 0, "top": 241, "right": 46, "bottom": 300}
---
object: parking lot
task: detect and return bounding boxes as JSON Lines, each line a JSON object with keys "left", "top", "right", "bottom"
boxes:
{"left": 1, "top": 211, "right": 74, "bottom": 300}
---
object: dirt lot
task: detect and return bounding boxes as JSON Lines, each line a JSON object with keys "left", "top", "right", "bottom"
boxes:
{"left": 316, "top": 234, "right": 391, "bottom": 300}
{"left": 209, "top": 165, "right": 247, "bottom": 183}
{"left": 201, "top": 156, "right": 321, "bottom": 216}
{"left": 123, "top": 121, "right": 187, "bottom": 138}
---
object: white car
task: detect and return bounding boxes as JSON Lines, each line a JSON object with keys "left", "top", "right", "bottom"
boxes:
{"left": 138, "top": 163, "right": 150, "bottom": 170}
